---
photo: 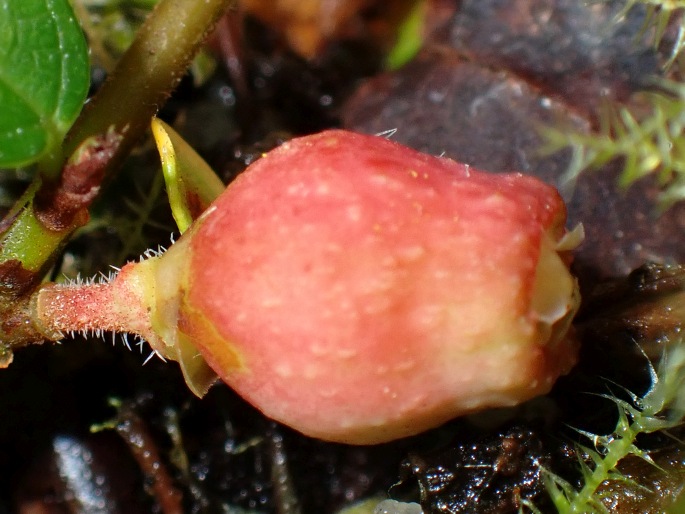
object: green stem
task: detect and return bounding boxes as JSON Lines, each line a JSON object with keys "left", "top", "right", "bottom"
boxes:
{"left": 569, "top": 424, "right": 635, "bottom": 513}
{"left": 63, "top": 0, "right": 234, "bottom": 176}
{"left": 0, "top": 0, "right": 232, "bottom": 287}
{"left": 0, "top": 204, "right": 67, "bottom": 276}
{"left": 0, "top": 0, "right": 233, "bottom": 357}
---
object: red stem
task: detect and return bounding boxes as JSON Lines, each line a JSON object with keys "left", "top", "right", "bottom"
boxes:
{"left": 33, "top": 261, "right": 156, "bottom": 344}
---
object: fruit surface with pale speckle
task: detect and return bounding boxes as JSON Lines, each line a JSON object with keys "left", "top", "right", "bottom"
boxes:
{"left": 32, "top": 130, "right": 580, "bottom": 443}
{"left": 175, "top": 130, "right": 580, "bottom": 444}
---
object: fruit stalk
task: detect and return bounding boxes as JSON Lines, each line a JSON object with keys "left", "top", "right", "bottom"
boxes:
{"left": 32, "top": 261, "right": 158, "bottom": 347}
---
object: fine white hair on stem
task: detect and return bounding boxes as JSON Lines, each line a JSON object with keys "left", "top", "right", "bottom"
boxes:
{"left": 143, "top": 351, "right": 157, "bottom": 365}
{"left": 97, "top": 270, "right": 118, "bottom": 283}
{"left": 62, "top": 268, "right": 118, "bottom": 287}
{"left": 142, "top": 348, "right": 166, "bottom": 365}
{"left": 122, "top": 332, "right": 131, "bottom": 351}
{"left": 140, "top": 243, "right": 168, "bottom": 261}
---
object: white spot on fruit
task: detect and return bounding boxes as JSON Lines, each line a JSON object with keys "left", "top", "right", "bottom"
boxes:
{"left": 337, "top": 348, "right": 357, "bottom": 359}
{"left": 315, "top": 183, "right": 331, "bottom": 195}
{"left": 433, "top": 269, "right": 449, "bottom": 279}
{"left": 261, "top": 297, "right": 283, "bottom": 308}
{"left": 346, "top": 205, "right": 362, "bottom": 221}
{"left": 303, "top": 364, "right": 320, "bottom": 379}
{"left": 286, "top": 183, "right": 305, "bottom": 196}
{"left": 275, "top": 362, "right": 292, "bottom": 378}
{"left": 399, "top": 245, "right": 425, "bottom": 261}
{"left": 310, "top": 343, "right": 328, "bottom": 356}
{"left": 318, "top": 388, "right": 338, "bottom": 399}
{"left": 325, "top": 243, "right": 343, "bottom": 253}
{"left": 394, "top": 360, "right": 416, "bottom": 372}
{"left": 381, "top": 255, "right": 398, "bottom": 267}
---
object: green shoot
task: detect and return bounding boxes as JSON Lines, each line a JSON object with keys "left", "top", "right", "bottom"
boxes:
{"left": 523, "top": 341, "right": 685, "bottom": 513}
{"left": 385, "top": 0, "right": 427, "bottom": 70}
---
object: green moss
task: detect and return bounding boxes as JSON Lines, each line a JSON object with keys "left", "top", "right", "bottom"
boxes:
{"left": 542, "top": 80, "right": 685, "bottom": 210}
{"left": 523, "top": 343, "right": 685, "bottom": 513}
{"left": 617, "top": 0, "right": 685, "bottom": 69}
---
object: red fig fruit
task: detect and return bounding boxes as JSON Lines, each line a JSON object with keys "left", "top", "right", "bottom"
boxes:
{"left": 33, "top": 130, "right": 581, "bottom": 444}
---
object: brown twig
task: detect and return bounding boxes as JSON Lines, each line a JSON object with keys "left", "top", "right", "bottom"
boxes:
{"left": 114, "top": 404, "right": 185, "bottom": 514}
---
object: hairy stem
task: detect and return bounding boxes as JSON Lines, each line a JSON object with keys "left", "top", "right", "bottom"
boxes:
{"left": 32, "top": 259, "right": 158, "bottom": 346}
{"left": 0, "top": 0, "right": 232, "bottom": 310}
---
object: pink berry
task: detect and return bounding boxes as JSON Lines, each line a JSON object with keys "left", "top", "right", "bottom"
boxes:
{"left": 35, "top": 130, "right": 581, "bottom": 444}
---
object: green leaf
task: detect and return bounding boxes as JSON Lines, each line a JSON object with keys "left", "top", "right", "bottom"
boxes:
{"left": 0, "top": 0, "right": 89, "bottom": 167}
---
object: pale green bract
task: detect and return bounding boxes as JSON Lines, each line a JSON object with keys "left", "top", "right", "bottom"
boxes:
{"left": 0, "top": 0, "right": 89, "bottom": 167}
{"left": 151, "top": 118, "right": 225, "bottom": 234}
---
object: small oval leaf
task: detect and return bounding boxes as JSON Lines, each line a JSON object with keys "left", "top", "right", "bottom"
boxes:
{"left": 0, "top": 0, "right": 89, "bottom": 167}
